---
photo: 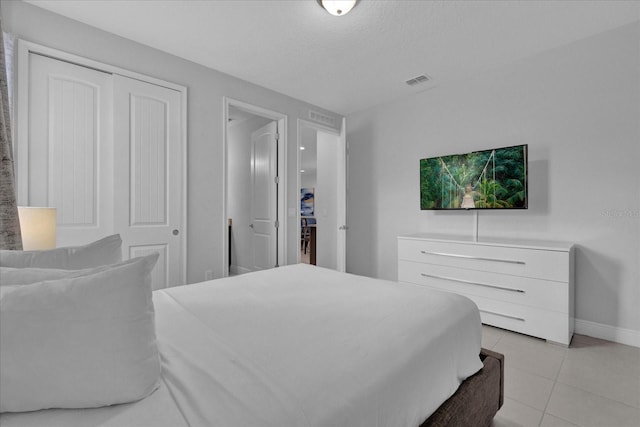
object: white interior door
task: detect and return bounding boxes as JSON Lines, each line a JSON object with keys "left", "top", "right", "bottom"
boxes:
{"left": 250, "top": 121, "right": 278, "bottom": 271}
{"left": 24, "top": 53, "right": 114, "bottom": 245}
{"left": 336, "top": 118, "right": 347, "bottom": 272}
{"left": 113, "top": 75, "right": 183, "bottom": 289}
{"left": 316, "top": 131, "right": 338, "bottom": 269}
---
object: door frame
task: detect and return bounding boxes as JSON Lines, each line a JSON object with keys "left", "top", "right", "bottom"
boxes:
{"left": 296, "top": 119, "right": 347, "bottom": 271}
{"left": 222, "top": 97, "right": 287, "bottom": 277}
{"left": 15, "top": 40, "right": 188, "bottom": 285}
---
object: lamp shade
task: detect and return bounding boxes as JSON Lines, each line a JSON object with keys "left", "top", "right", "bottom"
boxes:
{"left": 320, "top": 0, "right": 357, "bottom": 16}
{"left": 17, "top": 207, "right": 57, "bottom": 250}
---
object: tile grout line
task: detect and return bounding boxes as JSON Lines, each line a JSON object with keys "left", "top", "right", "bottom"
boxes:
{"left": 489, "top": 330, "right": 640, "bottom": 427}
{"left": 539, "top": 348, "right": 575, "bottom": 426}
{"left": 554, "top": 340, "right": 640, "bottom": 411}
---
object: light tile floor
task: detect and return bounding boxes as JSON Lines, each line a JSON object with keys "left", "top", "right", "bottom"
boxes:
{"left": 483, "top": 326, "right": 640, "bottom": 427}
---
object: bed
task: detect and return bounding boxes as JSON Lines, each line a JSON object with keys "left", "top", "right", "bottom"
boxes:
{"left": 1, "top": 247, "right": 503, "bottom": 427}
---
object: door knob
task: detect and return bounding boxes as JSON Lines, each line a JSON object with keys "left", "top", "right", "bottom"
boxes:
{"left": 249, "top": 224, "right": 254, "bottom": 228}
{"left": 172, "top": 229, "right": 180, "bottom": 235}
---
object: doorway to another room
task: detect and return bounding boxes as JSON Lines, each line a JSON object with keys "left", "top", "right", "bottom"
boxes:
{"left": 224, "top": 99, "right": 287, "bottom": 276}
{"left": 298, "top": 120, "right": 346, "bottom": 272}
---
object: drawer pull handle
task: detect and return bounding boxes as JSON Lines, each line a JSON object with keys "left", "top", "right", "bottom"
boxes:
{"left": 479, "top": 309, "right": 525, "bottom": 322}
{"left": 420, "top": 273, "right": 525, "bottom": 293}
{"left": 420, "top": 250, "right": 525, "bottom": 265}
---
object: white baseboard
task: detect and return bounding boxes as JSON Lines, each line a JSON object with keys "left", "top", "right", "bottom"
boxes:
{"left": 229, "top": 265, "right": 251, "bottom": 276}
{"left": 575, "top": 318, "right": 640, "bottom": 348}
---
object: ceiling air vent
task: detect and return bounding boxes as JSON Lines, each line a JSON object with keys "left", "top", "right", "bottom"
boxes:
{"left": 405, "top": 74, "right": 431, "bottom": 86}
{"left": 309, "top": 110, "right": 336, "bottom": 127}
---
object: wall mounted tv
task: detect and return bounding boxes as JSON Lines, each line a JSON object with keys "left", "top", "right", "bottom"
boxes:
{"left": 420, "top": 144, "right": 528, "bottom": 210}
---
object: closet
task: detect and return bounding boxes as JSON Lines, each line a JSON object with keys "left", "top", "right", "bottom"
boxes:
{"left": 17, "top": 44, "right": 186, "bottom": 289}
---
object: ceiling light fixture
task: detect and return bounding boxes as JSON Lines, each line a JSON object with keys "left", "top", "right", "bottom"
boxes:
{"left": 318, "top": 0, "right": 358, "bottom": 16}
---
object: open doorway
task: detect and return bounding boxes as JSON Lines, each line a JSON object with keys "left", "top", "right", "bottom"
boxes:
{"left": 224, "top": 99, "right": 287, "bottom": 276}
{"left": 298, "top": 119, "right": 346, "bottom": 271}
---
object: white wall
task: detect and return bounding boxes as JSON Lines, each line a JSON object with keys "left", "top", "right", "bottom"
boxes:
{"left": 346, "top": 23, "right": 639, "bottom": 342}
{"left": 228, "top": 116, "right": 272, "bottom": 274}
{"left": 2, "top": 0, "right": 343, "bottom": 283}
{"left": 301, "top": 173, "right": 317, "bottom": 190}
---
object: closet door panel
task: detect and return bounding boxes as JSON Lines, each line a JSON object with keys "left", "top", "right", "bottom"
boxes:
{"left": 114, "top": 75, "right": 183, "bottom": 288}
{"left": 130, "top": 95, "right": 168, "bottom": 226}
{"left": 26, "top": 53, "right": 113, "bottom": 246}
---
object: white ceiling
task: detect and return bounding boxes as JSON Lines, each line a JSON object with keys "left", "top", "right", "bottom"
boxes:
{"left": 26, "top": 0, "right": 639, "bottom": 115}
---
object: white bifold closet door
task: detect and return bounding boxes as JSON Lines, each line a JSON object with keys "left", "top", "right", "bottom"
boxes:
{"left": 24, "top": 53, "right": 183, "bottom": 289}
{"left": 26, "top": 54, "right": 114, "bottom": 245}
{"left": 113, "top": 75, "right": 183, "bottom": 290}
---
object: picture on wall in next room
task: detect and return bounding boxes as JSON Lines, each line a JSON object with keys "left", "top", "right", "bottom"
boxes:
{"left": 301, "top": 188, "right": 315, "bottom": 216}
{"left": 420, "top": 144, "right": 528, "bottom": 210}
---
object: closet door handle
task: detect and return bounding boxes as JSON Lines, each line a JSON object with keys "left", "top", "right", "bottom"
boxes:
{"left": 420, "top": 273, "right": 525, "bottom": 293}
{"left": 419, "top": 250, "right": 525, "bottom": 265}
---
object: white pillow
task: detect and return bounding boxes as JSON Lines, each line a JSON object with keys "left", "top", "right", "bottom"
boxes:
{"left": 0, "top": 253, "right": 160, "bottom": 413}
{"left": 0, "top": 234, "right": 122, "bottom": 269}
{"left": 0, "top": 257, "right": 143, "bottom": 286}
{"left": 0, "top": 266, "right": 76, "bottom": 286}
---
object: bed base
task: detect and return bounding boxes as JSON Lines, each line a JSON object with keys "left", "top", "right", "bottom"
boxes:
{"left": 421, "top": 348, "right": 504, "bottom": 427}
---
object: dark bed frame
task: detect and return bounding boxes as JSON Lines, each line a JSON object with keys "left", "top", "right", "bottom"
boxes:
{"left": 421, "top": 348, "right": 504, "bottom": 427}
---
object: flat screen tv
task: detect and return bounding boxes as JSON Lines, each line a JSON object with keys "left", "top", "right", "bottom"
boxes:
{"left": 420, "top": 144, "right": 528, "bottom": 210}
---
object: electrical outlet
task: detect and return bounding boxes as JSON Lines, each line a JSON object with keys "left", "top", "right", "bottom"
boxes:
{"left": 204, "top": 270, "right": 213, "bottom": 281}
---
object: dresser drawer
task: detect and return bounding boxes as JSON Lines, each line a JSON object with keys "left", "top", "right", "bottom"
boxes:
{"left": 471, "top": 294, "right": 572, "bottom": 345}
{"left": 398, "top": 239, "right": 570, "bottom": 283}
{"left": 398, "top": 260, "right": 569, "bottom": 313}
{"left": 399, "top": 281, "right": 572, "bottom": 345}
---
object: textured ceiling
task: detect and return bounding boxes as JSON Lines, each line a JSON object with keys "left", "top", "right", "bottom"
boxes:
{"left": 25, "top": 0, "right": 640, "bottom": 115}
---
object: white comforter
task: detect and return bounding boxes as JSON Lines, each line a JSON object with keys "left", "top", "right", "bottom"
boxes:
{"left": 0, "top": 264, "right": 483, "bottom": 427}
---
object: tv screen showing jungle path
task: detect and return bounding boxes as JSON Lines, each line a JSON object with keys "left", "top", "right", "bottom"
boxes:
{"left": 420, "top": 144, "right": 528, "bottom": 210}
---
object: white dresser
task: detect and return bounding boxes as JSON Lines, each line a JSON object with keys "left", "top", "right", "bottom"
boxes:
{"left": 398, "top": 234, "right": 574, "bottom": 345}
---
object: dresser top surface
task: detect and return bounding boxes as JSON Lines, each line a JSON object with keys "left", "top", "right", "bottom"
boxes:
{"left": 398, "top": 233, "right": 574, "bottom": 252}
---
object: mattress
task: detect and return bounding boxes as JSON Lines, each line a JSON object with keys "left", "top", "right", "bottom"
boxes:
{"left": 0, "top": 264, "right": 483, "bottom": 427}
